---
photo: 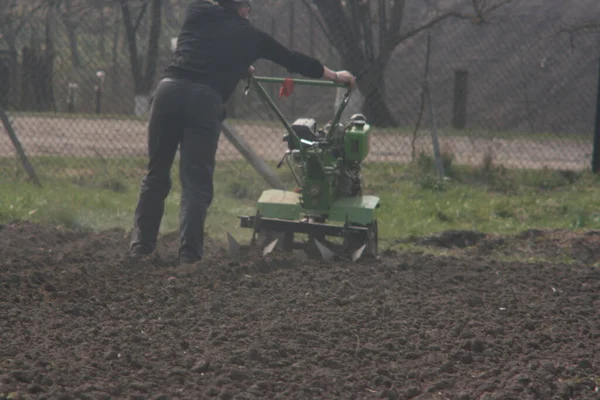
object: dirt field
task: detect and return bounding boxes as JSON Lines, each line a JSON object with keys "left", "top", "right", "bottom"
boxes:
{"left": 0, "top": 115, "right": 592, "bottom": 171}
{"left": 1, "top": 221, "right": 599, "bottom": 399}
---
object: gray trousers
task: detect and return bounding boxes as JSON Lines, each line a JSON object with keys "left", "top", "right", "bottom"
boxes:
{"left": 130, "top": 78, "right": 224, "bottom": 260}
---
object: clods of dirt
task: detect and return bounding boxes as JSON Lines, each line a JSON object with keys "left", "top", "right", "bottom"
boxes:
{"left": 1, "top": 221, "right": 599, "bottom": 399}
{"left": 413, "top": 230, "right": 487, "bottom": 248}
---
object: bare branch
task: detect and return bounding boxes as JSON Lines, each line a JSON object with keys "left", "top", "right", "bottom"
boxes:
{"left": 558, "top": 22, "right": 600, "bottom": 35}
{"left": 556, "top": 21, "right": 600, "bottom": 49}
{"left": 300, "top": 0, "right": 335, "bottom": 46}
{"left": 133, "top": 0, "right": 150, "bottom": 34}
{"left": 472, "top": 0, "right": 486, "bottom": 19}
{"left": 14, "top": 0, "right": 47, "bottom": 37}
{"left": 386, "top": 11, "right": 471, "bottom": 57}
{"left": 466, "top": 0, "right": 513, "bottom": 23}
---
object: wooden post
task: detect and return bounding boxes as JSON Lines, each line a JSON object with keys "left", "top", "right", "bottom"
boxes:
{"left": 452, "top": 69, "right": 468, "bottom": 130}
{"left": 0, "top": 108, "right": 42, "bottom": 187}
{"left": 221, "top": 121, "right": 286, "bottom": 190}
{"left": 593, "top": 52, "right": 600, "bottom": 173}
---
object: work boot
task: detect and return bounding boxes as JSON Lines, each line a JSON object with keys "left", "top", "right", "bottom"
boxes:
{"left": 178, "top": 242, "right": 202, "bottom": 266}
{"left": 179, "top": 251, "right": 201, "bottom": 266}
{"left": 130, "top": 243, "right": 154, "bottom": 257}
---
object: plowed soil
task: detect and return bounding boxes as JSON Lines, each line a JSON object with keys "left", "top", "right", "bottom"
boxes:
{"left": 1, "top": 221, "right": 599, "bottom": 400}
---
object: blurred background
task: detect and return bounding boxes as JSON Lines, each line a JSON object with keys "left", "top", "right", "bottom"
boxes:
{"left": 0, "top": 0, "right": 599, "bottom": 181}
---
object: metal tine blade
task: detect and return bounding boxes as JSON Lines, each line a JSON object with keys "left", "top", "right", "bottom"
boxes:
{"left": 351, "top": 243, "right": 367, "bottom": 262}
{"left": 314, "top": 238, "right": 336, "bottom": 262}
{"left": 227, "top": 232, "right": 241, "bottom": 257}
{"left": 263, "top": 237, "right": 279, "bottom": 257}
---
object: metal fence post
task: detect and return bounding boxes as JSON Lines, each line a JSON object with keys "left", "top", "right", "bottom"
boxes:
{"left": 0, "top": 107, "right": 41, "bottom": 187}
{"left": 592, "top": 48, "right": 600, "bottom": 173}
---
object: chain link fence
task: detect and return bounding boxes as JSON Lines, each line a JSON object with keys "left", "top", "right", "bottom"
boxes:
{"left": 1, "top": 0, "right": 599, "bottom": 185}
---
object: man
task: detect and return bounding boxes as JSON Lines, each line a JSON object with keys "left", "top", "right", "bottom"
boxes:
{"left": 129, "top": 0, "right": 356, "bottom": 265}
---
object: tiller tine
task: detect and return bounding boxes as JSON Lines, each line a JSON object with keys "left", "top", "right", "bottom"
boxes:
{"left": 226, "top": 232, "right": 241, "bottom": 257}
{"left": 313, "top": 238, "right": 337, "bottom": 262}
{"left": 262, "top": 236, "right": 279, "bottom": 257}
{"left": 351, "top": 243, "right": 367, "bottom": 262}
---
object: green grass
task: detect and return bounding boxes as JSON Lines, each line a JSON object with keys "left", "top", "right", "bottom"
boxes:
{"left": 1, "top": 153, "right": 600, "bottom": 252}
{"left": 0, "top": 157, "right": 293, "bottom": 245}
{"left": 362, "top": 152, "right": 600, "bottom": 243}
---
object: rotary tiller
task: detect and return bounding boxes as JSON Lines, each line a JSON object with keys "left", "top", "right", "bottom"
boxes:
{"left": 227, "top": 76, "right": 380, "bottom": 262}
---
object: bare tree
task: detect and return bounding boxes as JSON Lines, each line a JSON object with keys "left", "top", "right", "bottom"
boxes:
{"left": 17, "top": 0, "right": 60, "bottom": 111}
{"left": 0, "top": 0, "right": 46, "bottom": 52}
{"left": 119, "top": 0, "right": 162, "bottom": 115}
{"left": 0, "top": 0, "right": 37, "bottom": 108}
{"left": 303, "top": 0, "right": 512, "bottom": 127}
{"left": 0, "top": 0, "right": 60, "bottom": 111}
{"left": 60, "top": 0, "right": 84, "bottom": 68}
{"left": 558, "top": 20, "right": 600, "bottom": 44}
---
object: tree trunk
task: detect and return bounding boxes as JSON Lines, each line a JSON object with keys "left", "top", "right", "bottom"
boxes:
{"left": 20, "top": 47, "right": 34, "bottom": 110}
{"left": 109, "top": 10, "right": 124, "bottom": 113}
{"left": 0, "top": 58, "right": 10, "bottom": 109}
{"left": 1, "top": 34, "right": 19, "bottom": 109}
{"left": 120, "top": 0, "right": 162, "bottom": 116}
{"left": 120, "top": 0, "right": 143, "bottom": 94}
{"left": 41, "top": 4, "right": 56, "bottom": 112}
{"left": 63, "top": 0, "right": 81, "bottom": 69}
{"left": 99, "top": 5, "right": 106, "bottom": 59}
{"left": 336, "top": 52, "right": 397, "bottom": 127}
{"left": 356, "top": 67, "right": 397, "bottom": 127}
{"left": 142, "top": 0, "right": 161, "bottom": 93}
{"left": 64, "top": 21, "right": 81, "bottom": 69}
{"left": 311, "top": 1, "right": 397, "bottom": 127}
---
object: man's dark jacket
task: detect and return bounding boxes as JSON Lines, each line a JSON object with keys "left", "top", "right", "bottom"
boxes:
{"left": 163, "top": 0, "right": 325, "bottom": 103}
